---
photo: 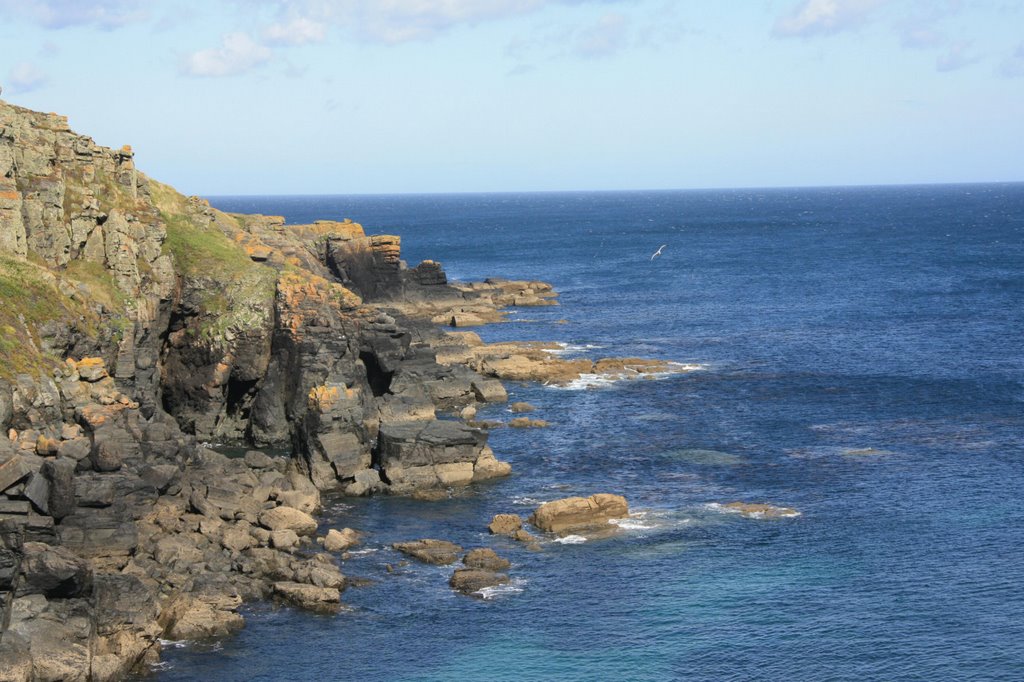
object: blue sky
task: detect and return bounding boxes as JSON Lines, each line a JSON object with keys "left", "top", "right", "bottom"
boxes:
{"left": 1, "top": 0, "right": 1022, "bottom": 194}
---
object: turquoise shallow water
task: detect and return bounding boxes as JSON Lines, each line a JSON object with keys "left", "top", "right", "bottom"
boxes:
{"left": 154, "top": 185, "right": 1024, "bottom": 680}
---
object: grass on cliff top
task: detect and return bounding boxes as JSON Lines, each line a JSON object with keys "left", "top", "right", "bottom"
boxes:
{"left": 0, "top": 256, "right": 81, "bottom": 379}
{"left": 149, "top": 179, "right": 253, "bottom": 278}
{"left": 148, "top": 180, "right": 277, "bottom": 341}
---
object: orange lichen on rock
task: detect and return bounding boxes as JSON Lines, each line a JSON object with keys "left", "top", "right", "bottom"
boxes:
{"left": 308, "top": 385, "right": 341, "bottom": 412}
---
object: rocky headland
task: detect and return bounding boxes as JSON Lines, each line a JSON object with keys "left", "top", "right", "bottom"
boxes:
{"left": 0, "top": 98, "right": 691, "bottom": 679}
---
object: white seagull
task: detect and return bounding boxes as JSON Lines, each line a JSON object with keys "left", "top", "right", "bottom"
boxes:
{"left": 650, "top": 244, "right": 667, "bottom": 261}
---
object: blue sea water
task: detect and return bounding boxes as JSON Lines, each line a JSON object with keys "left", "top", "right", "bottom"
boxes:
{"left": 157, "top": 184, "right": 1024, "bottom": 681}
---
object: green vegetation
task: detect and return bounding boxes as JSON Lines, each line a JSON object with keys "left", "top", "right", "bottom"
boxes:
{"left": 150, "top": 179, "right": 277, "bottom": 342}
{"left": 0, "top": 255, "right": 79, "bottom": 378}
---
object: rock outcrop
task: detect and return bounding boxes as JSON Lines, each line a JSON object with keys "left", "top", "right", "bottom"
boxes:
{"left": 0, "top": 97, "right": 534, "bottom": 678}
{"left": 528, "top": 494, "right": 630, "bottom": 536}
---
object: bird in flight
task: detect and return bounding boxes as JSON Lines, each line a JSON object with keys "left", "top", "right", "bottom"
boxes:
{"left": 650, "top": 244, "right": 667, "bottom": 261}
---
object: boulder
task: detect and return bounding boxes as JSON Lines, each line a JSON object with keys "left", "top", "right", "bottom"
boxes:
{"left": 392, "top": 539, "right": 463, "bottom": 565}
{"left": 463, "top": 548, "right": 510, "bottom": 571}
{"left": 344, "top": 468, "right": 384, "bottom": 497}
{"left": 449, "top": 568, "right": 509, "bottom": 596}
{"left": 272, "top": 581, "right": 341, "bottom": 612}
{"left": 15, "top": 542, "right": 92, "bottom": 598}
{"left": 258, "top": 506, "right": 318, "bottom": 536}
{"left": 277, "top": 489, "right": 320, "bottom": 515}
{"left": 323, "top": 528, "right": 360, "bottom": 552}
{"left": 270, "top": 529, "right": 300, "bottom": 550}
{"left": 487, "top": 513, "right": 523, "bottom": 536}
{"left": 160, "top": 593, "right": 245, "bottom": 641}
{"left": 528, "top": 494, "right": 629, "bottom": 536}
{"left": 509, "top": 402, "right": 535, "bottom": 413}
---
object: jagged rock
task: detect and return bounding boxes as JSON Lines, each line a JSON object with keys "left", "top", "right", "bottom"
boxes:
{"left": 0, "top": 452, "right": 30, "bottom": 493}
{"left": 449, "top": 568, "right": 509, "bottom": 596}
{"left": 272, "top": 581, "right": 341, "bottom": 612}
{"left": 528, "top": 494, "right": 629, "bottom": 536}
{"left": 343, "top": 468, "right": 384, "bottom": 497}
{"left": 463, "top": 548, "right": 510, "bottom": 571}
{"left": 270, "top": 529, "right": 300, "bottom": 550}
{"left": 258, "top": 506, "right": 318, "bottom": 536}
{"left": 392, "top": 539, "right": 463, "bottom": 565}
{"left": 323, "top": 527, "right": 360, "bottom": 552}
{"left": 0, "top": 632, "right": 33, "bottom": 682}
{"left": 160, "top": 593, "right": 245, "bottom": 640}
{"left": 488, "top": 513, "right": 523, "bottom": 536}
{"left": 42, "top": 457, "right": 76, "bottom": 519}
{"left": 244, "top": 450, "right": 275, "bottom": 469}
{"left": 276, "top": 488, "right": 320, "bottom": 515}
{"left": 16, "top": 542, "right": 92, "bottom": 598}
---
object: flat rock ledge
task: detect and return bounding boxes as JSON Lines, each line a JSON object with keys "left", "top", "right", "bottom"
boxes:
{"left": 392, "top": 539, "right": 463, "bottom": 565}
{"left": 528, "top": 494, "right": 629, "bottom": 536}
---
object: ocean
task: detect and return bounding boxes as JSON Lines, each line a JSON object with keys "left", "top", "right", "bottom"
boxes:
{"left": 154, "top": 184, "right": 1024, "bottom": 680}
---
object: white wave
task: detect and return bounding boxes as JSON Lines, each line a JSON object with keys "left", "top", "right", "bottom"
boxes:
{"left": 149, "top": 662, "right": 174, "bottom": 672}
{"left": 346, "top": 548, "right": 379, "bottom": 556}
{"left": 554, "top": 534, "right": 587, "bottom": 544}
{"left": 543, "top": 342, "right": 606, "bottom": 356}
{"left": 511, "top": 496, "right": 543, "bottom": 506}
{"left": 608, "top": 517, "right": 655, "bottom": 531}
{"left": 549, "top": 363, "right": 709, "bottom": 390}
{"left": 704, "top": 502, "right": 801, "bottom": 519}
{"left": 158, "top": 638, "right": 188, "bottom": 649}
{"left": 476, "top": 578, "right": 527, "bottom": 600}
{"left": 551, "top": 373, "right": 620, "bottom": 390}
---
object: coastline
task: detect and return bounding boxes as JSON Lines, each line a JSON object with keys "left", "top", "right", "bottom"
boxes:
{"left": 0, "top": 98, "right": 690, "bottom": 680}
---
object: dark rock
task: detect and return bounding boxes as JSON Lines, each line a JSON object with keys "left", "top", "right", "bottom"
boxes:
{"left": 449, "top": 568, "right": 509, "bottom": 596}
{"left": 23, "top": 472, "right": 50, "bottom": 514}
{"left": 0, "top": 452, "right": 31, "bottom": 493}
{"left": 42, "top": 457, "right": 76, "bottom": 519}
{"left": 16, "top": 542, "right": 92, "bottom": 598}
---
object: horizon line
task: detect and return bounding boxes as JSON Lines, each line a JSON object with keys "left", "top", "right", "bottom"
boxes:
{"left": 202, "top": 179, "right": 1024, "bottom": 199}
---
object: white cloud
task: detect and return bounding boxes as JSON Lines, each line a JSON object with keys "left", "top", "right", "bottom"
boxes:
{"left": 5, "top": 61, "right": 49, "bottom": 94}
{"left": 262, "top": 16, "right": 327, "bottom": 46}
{"left": 242, "top": 0, "right": 629, "bottom": 44}
{"left": 998, "top": 42, "right": 1024, "bottom": 78}
{"left": 179, "top": 32, "right": 273, "bottom": 78}
{"left": 773, "top": 0, "right": 888, "bottom": 38}
{"left": 573, "top": 12, "right": 629, "bottom": 59}
{"left": 935, "top": 41, "right": 978, "bottom": 73}
{"left": 0, "top": 0, "right": 148, "bottom": 29}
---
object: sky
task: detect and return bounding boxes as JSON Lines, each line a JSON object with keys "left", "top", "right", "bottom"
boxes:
{"left": 1, "top": 0, "right": 1022, "bottom": 195}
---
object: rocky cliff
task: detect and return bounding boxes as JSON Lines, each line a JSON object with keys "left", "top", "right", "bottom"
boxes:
{"left": 0, "top": 99, "right": 536, "bottom": 679}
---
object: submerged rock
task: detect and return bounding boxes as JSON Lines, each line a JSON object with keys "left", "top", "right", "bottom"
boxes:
{"left": 528, "top": 494, "right": 629, "bottom": 536}
{"left": 721, "top": 502, "right": 800, "bottom": 519}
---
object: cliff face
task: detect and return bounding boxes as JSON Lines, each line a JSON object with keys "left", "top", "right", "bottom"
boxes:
{"left": 0, "top": 99, "right": 517, "bottom": 679}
